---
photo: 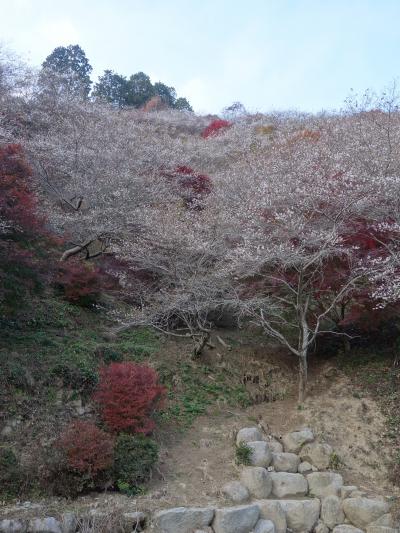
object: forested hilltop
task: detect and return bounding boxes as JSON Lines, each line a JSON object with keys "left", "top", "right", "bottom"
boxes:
{"left": 1, "top": 44, "right": 400, "bottom": 514}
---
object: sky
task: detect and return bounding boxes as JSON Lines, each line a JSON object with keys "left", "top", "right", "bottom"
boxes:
{"left": 1, "top": 0, "right": 400, "bottom": 114}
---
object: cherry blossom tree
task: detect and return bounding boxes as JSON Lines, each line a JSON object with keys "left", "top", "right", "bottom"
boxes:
{"left": 3, "top": 47, "right": 400, "bottom": 385}
{"left": 209, "top": 109, "right": 400, "bottom": 400}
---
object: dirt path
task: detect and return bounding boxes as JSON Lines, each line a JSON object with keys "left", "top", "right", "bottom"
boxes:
{"left": 129, "top": 359, "right": 398, "bottom": 513}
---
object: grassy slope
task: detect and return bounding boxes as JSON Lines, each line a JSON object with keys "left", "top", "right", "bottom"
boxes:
{"left": 0, "top": 295, "right": 252, "bottom": 499}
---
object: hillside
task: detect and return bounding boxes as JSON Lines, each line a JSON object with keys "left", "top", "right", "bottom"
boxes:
{"left": 1, "top": 302, "right": 400, "bottom": 529}
{"left": 1, "top": 47, "right": 400, "bottom": 532}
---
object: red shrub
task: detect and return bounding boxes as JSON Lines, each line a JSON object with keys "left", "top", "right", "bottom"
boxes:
{"left": 161, "top": 165, "right": 212, "bottom": 209}
{"left": 174, "top": 165, "right": 212, "bottom": 195}
{"left": 94, "top": 362, "right": 166, "bottom": 434}
{"left": 201, "top": 119, "right": 232, "bottom": 138}
{"left": 55, "top": 259, "right": 116, "bottom": 306}
{"left": 57, "top": 421, "right": 114, "bottom": 474}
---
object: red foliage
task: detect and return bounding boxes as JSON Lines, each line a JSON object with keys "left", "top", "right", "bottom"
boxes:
{"left": 0, "top": 144, "right": 55, "bottom": 311}
{"left": 94, "top": 362, "right": 166, "bottom": 434}
{"left": 161, "top": 165, "right": 212, "bottom": 209}
{"left": 57, "top": 421, "right": 114, "bottom": 474}
{"left": 0, "top": 143, "right": 118, "bottom": 313}
{"left": 0, "top": 144, "right": 47, "bottom": 236}
{"left": 55, "top": 258, "right": 117, "bottom": 306}
{"left": 201, "top": 119, "right": 232, "bottom": 139}
{"left": 340, "top": 217, "right": 396, "bottom": 256}
{"left": 174, "top": 165, "right": 212, "bottom": 195}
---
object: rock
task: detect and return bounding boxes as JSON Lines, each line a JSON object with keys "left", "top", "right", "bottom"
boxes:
{"left": 314, "top": 520, "right": 330, "bottom": 533}
{"left": 213, "top": 504, "right": 260, "bottom": 533}
{"left": 193, "top": 529, "right": 213, "bottom": 533}
{"left": 60, "top": 513, "right": 77, "bottom": 533}
{"left": 241, "top": 467, "right": 272, "bottom": 498}
{"left": 298, "top": 461, "right": 313, "bottom": 475}
{"left": 307, "top": 472, "right": 343, "bottom": 498}
{"left": 247, "top": 441, "right": 273, "bottom": 467}
{"left": 253, "top": 519, "right": 275, "bottom": 533}
{"left": 321, "top": 495, "right": 345, "bottom": 529}
{"left": 366, "top": 527, "right": 398, "bottom": 533}
{"left": 332, "top": 526, "right": 365, "bottom": 533}
{"left": 271, "top": 452, "right": 300, "bottom": 473}
{"left": 154, "top": 507, "right": 214, "bottom": 533}
{"left": 343, "top": 498, "right": 390, "bottom": 529}
{"left": 282, "top": 428, "right": 314, "bottom": 453}
{"left": 350, "top": 491, "right": 368, "bottom": 498}
{"left": 222, "top": 481, "right": 250, "bottom": 503}
{"left": 300, "top": 442, "right": 334, "bottom": 469}
{"left": 122, "top": 511, "right": 146, "bottom": 531}
{"left": 369, "top": 515, "right": 396, "bottom": 528}
{"left": 0, "top": 520, "right": 27, "bottom": 533}
{"left": 279, "top": 499, "right": 320, "bottom": 532}
{"left": 28, "top": 518, "right": 62, "bottom": 533}
{"left": 268, "top": 439, "right": 284, "bottom": 453}
{"left": 255, "top": 500, "right": 287, "bottom": 533}
{"left": 237, "top": 427, "right": 264, "bottom": 445}
{"left": 341, "top": 486, "right": 359, "bottom": 499}
{"left": 270, "top": 472, "right": 308, "bottom": 498}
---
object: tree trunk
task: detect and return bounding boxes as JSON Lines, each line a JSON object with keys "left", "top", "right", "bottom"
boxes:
{"left": 298, "top": 311, "right": 310, "bottom": 403}
{"left": 343, "top": 337, "right": 351, "bottom": 353}
{"left": 191, "top": 332, "right": 210, "bottom": 358}
{"left": 298, "top": 351, "right": 308, "bottom": 403}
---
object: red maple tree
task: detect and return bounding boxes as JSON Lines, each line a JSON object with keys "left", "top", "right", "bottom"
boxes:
{"left": 94, "top": 362, "right": 166, "bottom": 434}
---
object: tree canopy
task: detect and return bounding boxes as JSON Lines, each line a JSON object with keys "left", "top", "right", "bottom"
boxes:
{"left": 41, "top": 44, "right": 93, "bottom": 98}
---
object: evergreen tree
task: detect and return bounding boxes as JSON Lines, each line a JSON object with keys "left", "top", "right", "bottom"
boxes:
{"left": 41, "top": 44, "right": 92, "bottom": 98}
{"left": 93, "top": 70, "right": 127, "bottom": 107}
{"left": 174, "top": 97, "right": 193, "bottom": 112}
{"left": 125, "top": 72, "right": 154, "bottom": 107}
{"left": 154, "top": 81, "right": 176, "bottom": 107}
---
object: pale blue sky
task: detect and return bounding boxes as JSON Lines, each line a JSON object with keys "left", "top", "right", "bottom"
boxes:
{"left": 1, "top": 0, "right": 399, "bottom": 114}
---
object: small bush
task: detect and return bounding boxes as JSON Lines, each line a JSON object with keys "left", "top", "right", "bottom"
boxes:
{"left": 55, "top": 259, "right": 115, "bottom": 307}
{"left": 235, "top": 441, "right": 252, "bottom": 465}
{"left": 95, "top": 345, "right": 124, "bottom": 364}
{"left": 57, "top": 420, "right": 114, "bottom": 475}
{"left": 113, "top": 434, "right": 158, "bottom": 495}
{"left": 328, "top": 451, "right": 343, "bottom": 470}
{"left": 0, "top": 447, "right": 24, "bottom": 498}
{"left": 94, "top": 362, "right": 166, "bottom": 434}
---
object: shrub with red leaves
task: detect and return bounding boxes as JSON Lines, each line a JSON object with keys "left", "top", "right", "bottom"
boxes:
{"left": 174, "top": 165, "right": 212, "bottom": 195}
{"left": 55, "top": 258, "right": 116, "bottom": 306}
{"left": 57, "top": 421, "right": 114, "bottom": 474}
{"left": 201, "top": 119, "right": 231, "bottom": 138}
{"left": 161, "top": 165, "right": 212, "bottom": 209}
{"left": 94, "top": 362, "right": 166, "bottom": 434}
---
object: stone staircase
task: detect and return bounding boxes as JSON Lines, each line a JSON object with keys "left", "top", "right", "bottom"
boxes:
{"left": 0, "top": 427, "right": 398, "bottom": 533}
{"left": 153, "top": 427, "right": 399, "bottom": 533}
